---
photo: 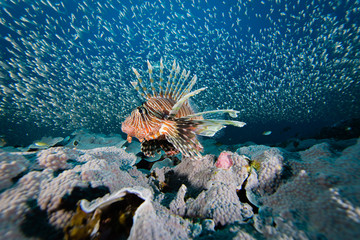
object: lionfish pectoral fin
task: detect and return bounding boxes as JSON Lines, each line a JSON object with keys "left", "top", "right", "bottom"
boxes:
{"left": 191, "top": 119, "right": 246, "bottom": 137}
{"left": 159, "top": 120, "right": 203, "bottom": 159}
{"left": 127, "top": 135, "right": 132, "bottom": 143}
{"left": 183, "top": 109, "right": 240, "bottom": 119}
{"left": 169, "top": 87, "right": 207, "bottom": 117}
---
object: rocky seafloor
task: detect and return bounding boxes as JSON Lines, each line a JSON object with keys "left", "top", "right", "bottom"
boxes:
{"left": 0, "top": 130, "right": 359, "bottom": 240}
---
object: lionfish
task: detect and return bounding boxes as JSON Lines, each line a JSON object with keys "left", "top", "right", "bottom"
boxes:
{"left": 121, "top": 59, "right": 246, "bottom": 160}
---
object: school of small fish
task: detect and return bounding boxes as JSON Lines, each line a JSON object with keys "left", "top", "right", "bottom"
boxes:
{"left": 0, "top": 0, "right": 359, "bottom": 144}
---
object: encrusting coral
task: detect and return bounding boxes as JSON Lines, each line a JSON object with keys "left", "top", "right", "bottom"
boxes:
{"left": 179, "top": 152, "right": 253, "bottom": 225}
{"left": 0, "top": 170, "right": 53, "bottom": 239}
{"left": 0, "top": 150, "right": 29, "bottom": 191}
{"left": 186, "top": 181, "right": 254, "bottom": 226}
{"left": 37, "top": 147, "right": 79, "bottom": 171}
{"left": 257, "top": 140, "right": 360, "bottom": 239}
{"left": 0, "top": 132, "right": 359, "bottom": 239}
{"left": 37, "top": 146, "right": 149, "bottom": 229}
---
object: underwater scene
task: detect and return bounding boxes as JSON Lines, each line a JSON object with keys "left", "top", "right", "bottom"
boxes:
{"left": 0, "top": 0, "right": 359, "bottom": 239}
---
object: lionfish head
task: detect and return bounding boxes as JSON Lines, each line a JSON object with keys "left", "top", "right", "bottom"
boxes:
{"left": 121, "top": 105, "right": 149, "bottom": 143}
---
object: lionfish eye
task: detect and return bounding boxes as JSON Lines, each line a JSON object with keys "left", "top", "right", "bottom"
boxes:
{"left": 137, "top": 106, "right": 145, "bottom": 114}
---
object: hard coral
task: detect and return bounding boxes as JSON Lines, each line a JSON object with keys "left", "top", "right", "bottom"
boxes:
{"left": 37, "top": 147, "right": 77, "bottom": 171}
{"left": 168, "top": 152, "right": 252, "bottom": 226}
{"left": 80, "top": 146, "right": 137, "bottom": 168}
{"left": 75, "top": 158, "right": 145, "bottom": 192}
{"left": 186, "top": 182, "right": 254, "bottom": 226}
{"left": 253, "top": 139, "right": 360, "bottom": 239}
{"left": 215, "top": 151, "right": 234, "bottom": 169}
{"left": 0, "top": 170, "right": 52, "bottom": 239}
{"left": 0, "top": 150, "right": 29, "bottom": 191}
{"left": 241, "top": 147, "right": 284, "bottom": 198}
{"left": 38, "top": 170, "right": 87, "bottom": 213}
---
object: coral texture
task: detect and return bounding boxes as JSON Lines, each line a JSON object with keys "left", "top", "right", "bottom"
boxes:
{"left": 0, "top": 150, "right": 29, "bottom": 191}
{"left": 0, "top": 170, "right": 52, "bottom": 239}
{"left": 0, "top": 134, "right": 359, "bottom": 240}
{"left": 37, "top": 147, "right": 79, "bottom": 170}
{"left": 215, "top": 151, "right": 234, "bottom": 169}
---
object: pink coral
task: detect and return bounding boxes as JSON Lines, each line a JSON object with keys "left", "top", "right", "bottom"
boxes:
{"left": 215, "top": 151, "right": 234, "bottom": 169}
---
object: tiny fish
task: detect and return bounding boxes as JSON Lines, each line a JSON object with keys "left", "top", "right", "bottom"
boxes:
{"left": 262, "top": 130, "right": 272, "bottom": 136}
{"left": 34, "top": 141, "right": 50, "bottom": 147}
{"left": 122, "top": 59, "right": 246, "bottom": 159}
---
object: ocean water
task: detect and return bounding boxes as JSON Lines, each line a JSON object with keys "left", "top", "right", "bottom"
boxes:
{"left": 0, "top": 0, "right": 359, "bottom": 147}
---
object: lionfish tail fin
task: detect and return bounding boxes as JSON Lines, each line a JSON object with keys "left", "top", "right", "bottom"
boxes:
{"left": 160, "top": 119, "right": 204, "bottom": 160}
{"left": 191, "top": 119, "right": 246, "bottom": 137}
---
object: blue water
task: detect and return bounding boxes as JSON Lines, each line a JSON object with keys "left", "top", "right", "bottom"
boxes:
{"left": 0, "top": 0, "right": 359, "bottom": 147}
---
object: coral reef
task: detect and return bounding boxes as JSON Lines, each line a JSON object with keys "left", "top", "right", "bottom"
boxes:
{"left": 186, "top": 181, "right": 253, "bottom": 226}
{"left": 0, "top": 132, "right": 359, "bottom": 239}
{"left": 215, "top": 151, "right": 234, "bottom": 169}
{"left": 257, "top": 140, "right": 360, "bottom": 239}
{"left": 37, "top": 147, "right": 79, "bottom": 171}
{"left": 0, "top": 170, "right": 53, "bottom": 239}
{"left": 0, "top": 150, "right": 29, "bottom": 191}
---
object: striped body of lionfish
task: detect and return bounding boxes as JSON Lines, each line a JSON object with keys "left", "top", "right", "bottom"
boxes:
{"left": 121, "top": 59, "right": 246, "bottom": 160}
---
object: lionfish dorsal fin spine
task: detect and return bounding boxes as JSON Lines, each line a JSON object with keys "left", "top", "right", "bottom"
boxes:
{"left": 173, "top": 69, "right": 187, "bottom": 101}
{"left": 169, "top": 87, "right": 207, "bottom": 117}
{"left": 132, "top": 59, "right": 198, "bottom": 101}
{"left": 159, "top": 58, "right": 164, "bottom": 97}
{"left": 167, "top": 61, "right": 180, "bottom": 99}
{"left": 178, "top": 74, "right": 197, "bottom": 100}
{"left": 169, "top": 64, "right": 181, "bottom": 99}
{"left": 164, "top": 59, "right": 176, "bottom": 98}
{"left": 132, "top": 67, "right": 148, "bottom": 99}
{"left": 147, "top": 60, "right": 156, "bottom": 97}
{"left": 174, "top": 70, "right": 191, "bottom": 100}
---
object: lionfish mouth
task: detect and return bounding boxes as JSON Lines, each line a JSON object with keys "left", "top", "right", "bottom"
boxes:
{"left": 122, "top": 58, "right": 246, "bottom": 160}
